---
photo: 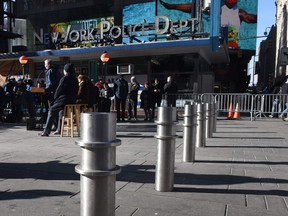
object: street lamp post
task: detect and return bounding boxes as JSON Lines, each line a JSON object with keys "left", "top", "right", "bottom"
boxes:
{"left": 19, "top": 55, "right": 28, "bottom": 78}
{"left": 100, "top": 51, "right": 110, "bottom": 81}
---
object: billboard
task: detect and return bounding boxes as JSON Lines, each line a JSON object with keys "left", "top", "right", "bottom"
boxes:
{"left": 122, "top": 2, "right": 155, "bottom": 44}
{"left": 219, "top": 0, "right": 258, "bottom": 50}
{"left": 47, "top": 17, "right": 114, "bottom": 48}
{"left": 157, "top": 0, "right": 258, "bottom": 50}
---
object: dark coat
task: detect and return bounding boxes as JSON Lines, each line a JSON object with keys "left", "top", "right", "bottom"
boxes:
{"left": 114, "top": 78, "right": 128, "bottom": 100}
{"left": 45, "top": 65, "right": 62, "bottom": 101}
{"left": 76, "top": 80, "right": 90, "bottom": 104}
{"left": 140, "top": 87, "right": 154, "bottom": 109}
{"left": 163, "top": 81, "right": 178, "bottom": 94}
{"left": 152, "top": 82, "right": 163, "bottom": 103}
{"left": 50, "top": 73, "right": 79, "bottom": 112}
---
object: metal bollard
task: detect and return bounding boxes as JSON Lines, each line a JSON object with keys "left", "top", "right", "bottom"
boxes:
{"left": 205, "top": 102, "right": 213, "bottom": 138}
{"left": 212, "top": 101, "right": 217, "bottom": 133}
{"left": 155, "top": 107, "right": 177, "bottom": 192}
{"left": 182, "top": 102, "right": 197, "bottom": 162}
{"left": 75, "top": 113, "right": 121, "bottom": 216}
{"left": 196, "top": 102, "right": 206, "bottom": 148}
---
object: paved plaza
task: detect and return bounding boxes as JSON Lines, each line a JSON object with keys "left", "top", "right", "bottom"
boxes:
{"left": 1, "top": 117, "right": 288, "bottom": 216}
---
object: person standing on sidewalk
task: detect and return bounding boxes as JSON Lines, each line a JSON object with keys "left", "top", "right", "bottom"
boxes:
{"left": 163, "top": 76, "right": 178, "bottom": 107}
{"left": 140, "top": 81, "right": 154, "bottom": 121}
{"left": 44, "top": 59, "right": 62, "bottom": 106}
{"left": 127, "top": 76, "right": 140, "bottom": 120}
{"left": 114, "top": 75, "right": 128, "bottom": 122}
{"left": 279, "top": 79, "right": 288, "bottom": 121}
{"left": 39, "top": 63, "right": 78, "bottom": 136}
{"left": 269, "top": 81, "right": 282, "bottom": 118}
{"left": 152, "top": 78, "right": 163, "bottom": 120}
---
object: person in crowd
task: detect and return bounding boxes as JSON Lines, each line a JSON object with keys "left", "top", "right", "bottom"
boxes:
{"left": 3, "top": 78, "right": 16, "bottom": 122}
{"left": 44, "top": 59, "right": 62, "bottom": 126}
{"left": 140, "top": 81, "right": 154, "bottom": 121}
{"left": 87, "top": 77, "right": 100, "bottom": 111}
{"left": 163, "top": 76, "right": 178, "bottom": 107}
{"left": 95, "top": 78, "right": 104, "bottom": 92}
{"left": 13, "top": 78, "right": 27, "bottom": 122}
{"left": 279, "top": 79, "right": 288, "bottom": 121}
{"left": 76, "top": 74, "right": 90, "bottom": 104}
{"left": 269, "top": 81, "right": 282, "bottom": 118}
{"left": 99, "top": 82, "right": 114, "bottom": 112}
{"left": 0, "top": 85, "right": 5, "bottom": 121}
{"left": 44, "top": 59, "right": 62, "bottom": 106}
{"left": 127, "top": 76, "right": 140, "bottom": 120}
{"left": 114, "top": 75, "right": 128, "bottom": 122}
{"left": 39, "top": 63, "right": 78, "bottom": 136}
{"left": 152, "top": 78, "right": 163, "bottom": 120}
{"left": 25, "top": 78, "right": 36, "bottom": 119}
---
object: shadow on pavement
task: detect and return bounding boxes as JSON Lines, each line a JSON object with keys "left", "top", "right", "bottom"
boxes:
{"left": 205, "top": 145, "right": 288, "bottom": 148}
{"left": 173, "top": 187, "right": 288, "bottom": 196}
{"left": 0, "top": 189, "right": 74, "bottom": 201}
{"left": 117, "top": 165, "right": 288, "bottom": 196}
{"left": 213, "top": 136, "right": 284, "bottom": 139}
{"left": 0, "top": 161, "right": 79, "bottom": 180}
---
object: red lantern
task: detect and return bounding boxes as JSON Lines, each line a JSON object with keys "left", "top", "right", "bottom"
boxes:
{"left": 19, "top": 55, "right": 28, "bottom": 65}
{"left": 100, "top": 52, "right": 110, "bottom": 63}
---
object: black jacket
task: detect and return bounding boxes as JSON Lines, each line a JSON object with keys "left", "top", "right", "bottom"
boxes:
{"left": 50, "top": 74, "right": 79, "bottom": 112}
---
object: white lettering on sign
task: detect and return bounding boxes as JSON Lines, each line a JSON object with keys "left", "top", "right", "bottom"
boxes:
{"left": 33, "top": 16, "right": 198, "bottom": 45}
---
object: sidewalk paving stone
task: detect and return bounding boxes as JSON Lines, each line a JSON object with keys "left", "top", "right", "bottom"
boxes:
{"left": 1, "top": 117, "right": 288, "bottom": 215}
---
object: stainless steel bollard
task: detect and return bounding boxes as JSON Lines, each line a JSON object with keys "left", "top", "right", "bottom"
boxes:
{"left": 182, "top": 102, "right": 197, "bottom": 162}
{"left": 205, "top": 102, "right": 213, "bottom": 138}
{"left": 212, "top": 101, "right": 217, "bottom": 133}
{"left": 75, "top": 113, "right": 121, "bottom": 216}
{"left": 155, "top": 107, "right": 177, "bottom": 192}
{"left": 196, "top": 102, "right": 206, "bottom": 147}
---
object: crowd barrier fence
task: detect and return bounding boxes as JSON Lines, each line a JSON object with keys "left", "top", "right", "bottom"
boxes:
{"left": 3, "top": 93, "right": 288, "bottom": 122}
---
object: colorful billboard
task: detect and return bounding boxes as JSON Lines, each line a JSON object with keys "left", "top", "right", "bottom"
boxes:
{"left": 157, "top": 0, "right": 258, "bottom": 50}
{"left": 122, "top": 2, "right": 155, "bottom": 43}
{"left": 47, "top": 17, "right": 114, "bottom": 48}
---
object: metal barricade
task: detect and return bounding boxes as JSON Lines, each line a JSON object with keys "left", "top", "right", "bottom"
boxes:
{"left": 253, "top": 94, "right": 288, "bottom": 120}
{"left": 214, "top": 93, "right": 255, "bottom": 120}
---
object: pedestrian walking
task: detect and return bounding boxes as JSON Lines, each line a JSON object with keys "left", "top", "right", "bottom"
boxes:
{"left": 279, "top": 79, "right": 288, "bottom": 121}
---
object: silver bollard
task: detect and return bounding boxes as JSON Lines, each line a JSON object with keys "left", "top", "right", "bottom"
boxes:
{"left": 205, "top": 102, "right": 213, "bottom": 138}
{"left": 182, "top": 102, "right": 197, "bottom": 162}
{"left": 212, "top": 101, "right": 217, "bottom": 133}
{"left": 75, "top": 113, "right": 121, "bottom": 216}
{"left": 155, "top": 107, "right": 177, "bottom": 192}
{"left": 196, "top": 102, "right": 206, "bottom": 148}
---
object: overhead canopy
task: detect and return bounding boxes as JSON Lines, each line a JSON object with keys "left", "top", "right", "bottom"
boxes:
{"left": 0, "top": 39, "right": 230, "bottom": 76}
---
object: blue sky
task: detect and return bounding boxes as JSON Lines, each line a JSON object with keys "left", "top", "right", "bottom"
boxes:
{"left": 249, "top": 0, "right": 276, "bottom": 85}
{"left": 256, "top": 0, "right": 276, "bottom": 50}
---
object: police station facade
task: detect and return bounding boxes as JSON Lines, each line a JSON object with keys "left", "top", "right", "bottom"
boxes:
{"left": 1, "top": 0, "right": 253, "bottom": 93}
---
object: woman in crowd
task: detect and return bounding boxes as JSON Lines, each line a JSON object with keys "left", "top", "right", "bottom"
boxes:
{"left": 76, "top": 74, "right": 90, "bottom": 104}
